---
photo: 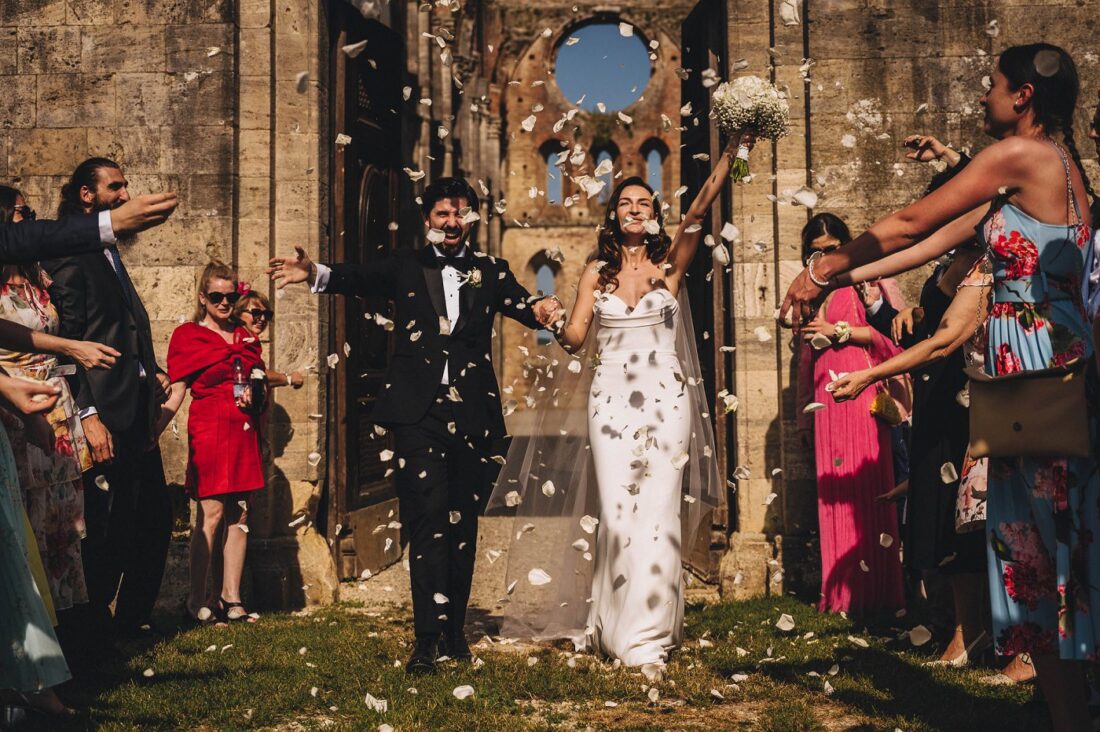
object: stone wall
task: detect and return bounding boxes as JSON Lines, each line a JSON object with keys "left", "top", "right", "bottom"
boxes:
{"left": 717, "top": 0, "right": 1100, "bottom": 599}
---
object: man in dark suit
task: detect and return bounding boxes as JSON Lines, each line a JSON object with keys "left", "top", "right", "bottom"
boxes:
{"left": 43, "top": 158, "right": 176, "bottom": 649}
{"left": 270, "top": 177, "right": 559, "bottom": 673}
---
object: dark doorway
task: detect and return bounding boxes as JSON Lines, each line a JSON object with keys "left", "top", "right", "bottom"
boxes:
{"left": 327, "top": 6, "right": 410, "bottom": 579}
{"left": 680, "top": 0, "right": 732, "bottom": 581}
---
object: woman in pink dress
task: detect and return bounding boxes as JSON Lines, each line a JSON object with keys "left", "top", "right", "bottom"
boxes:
{"left": 796, "top": 213, "right": 905, "bottom": 614}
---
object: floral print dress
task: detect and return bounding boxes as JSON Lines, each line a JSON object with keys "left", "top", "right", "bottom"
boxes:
{"left": 980, "top": 163, "right": 1100, "bottom": 659}
{"left": 0, "top": 274, "right": 92, "bottom": 611}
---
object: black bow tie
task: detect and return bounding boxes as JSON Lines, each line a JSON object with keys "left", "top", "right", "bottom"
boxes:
{"left": 439, "top": 254, "right": 472, "bottom": 273}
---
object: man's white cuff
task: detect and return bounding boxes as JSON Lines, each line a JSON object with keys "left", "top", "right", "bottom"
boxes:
{"left": 97, "top": 210, "right": 116, "bottom": 245}
{"left": 311, "top": 263, "right": 331, "bottom": 293}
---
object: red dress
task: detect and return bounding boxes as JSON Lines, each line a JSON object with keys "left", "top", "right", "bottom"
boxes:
{"left": 167, "top": 323, "right": 264, "bottom": 499}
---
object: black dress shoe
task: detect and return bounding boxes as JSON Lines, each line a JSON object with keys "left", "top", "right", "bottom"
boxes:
{"left": 405, "top": 636, "right": 439, "bottom": 675}
{"left": 438, "top": 632, "right": 473, "bottom": 662}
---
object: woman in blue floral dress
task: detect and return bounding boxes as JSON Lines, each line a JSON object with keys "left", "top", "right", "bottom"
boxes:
{"left": 783, "top": 43, "right": 1097, "bottom": 730}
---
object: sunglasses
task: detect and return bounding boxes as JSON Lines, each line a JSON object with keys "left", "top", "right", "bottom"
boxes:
{"left": 247, "top": 308, "right": 274, "bottom": 320}
{"left": 205, "top": 291, "right": 241, "bottom": 305}
{"left": 14, "top": 204, "right": 35, "bottom": 221}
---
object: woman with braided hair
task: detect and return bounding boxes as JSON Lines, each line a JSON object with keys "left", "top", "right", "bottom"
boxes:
{"left": 783, "top": 43, "right": 1097, "bottom": 731}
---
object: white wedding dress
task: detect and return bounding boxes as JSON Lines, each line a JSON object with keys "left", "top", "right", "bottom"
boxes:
{"left": 585, "top": 289, "right": 691, "bottom": 667}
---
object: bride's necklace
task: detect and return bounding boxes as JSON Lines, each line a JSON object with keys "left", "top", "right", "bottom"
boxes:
{"left": 625, "top": 246, "right": 642, "bottom": 270}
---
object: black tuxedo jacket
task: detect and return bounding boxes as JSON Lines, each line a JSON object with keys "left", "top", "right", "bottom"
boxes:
{"left": 323, "top": 245, "right": 542, "bottom": 442}
{"left": 43, "top": 248, "right": 161, "bottom": 436}
{"left": 1, "top": 215, "right": 103, "bottom": 263}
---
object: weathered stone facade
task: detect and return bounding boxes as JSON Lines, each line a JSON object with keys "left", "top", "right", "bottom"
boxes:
{"left": 5, "top": 0, "right": 1099, "bottom": 607}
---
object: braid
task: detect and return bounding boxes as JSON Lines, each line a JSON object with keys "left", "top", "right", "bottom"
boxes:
{"left": 1061, "top": 124, "right": 1097, "bottom": 210}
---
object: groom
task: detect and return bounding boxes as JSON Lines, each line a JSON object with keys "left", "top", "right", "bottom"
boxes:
{"left": 269, "top": 177, "right": 559, "bottom": 673}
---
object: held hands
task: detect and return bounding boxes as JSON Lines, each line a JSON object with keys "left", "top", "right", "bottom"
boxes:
{"left": 109, "top": 193, "right": 179, "bottom": 236}
{"left": 267, "top": 246, "right": 315, "bottom": 289}
{"left": 533, "top": 296, "right": 565, "bottom": 329}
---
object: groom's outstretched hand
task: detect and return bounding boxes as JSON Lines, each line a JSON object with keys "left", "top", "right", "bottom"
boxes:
{"left": 268, "top": 246, "right": 316, "bottom": 289}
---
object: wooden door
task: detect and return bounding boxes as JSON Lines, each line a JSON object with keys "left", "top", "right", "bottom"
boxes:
{"left": 328, "top": 8, "right": 409, "bottom": 579}
{"left": 680, "top": 0, "right": 732, "bottom": 582}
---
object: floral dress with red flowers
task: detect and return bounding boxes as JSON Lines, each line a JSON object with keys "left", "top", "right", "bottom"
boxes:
{"left": 980, "top": 172, "right": 1100, "bottom": 659}
{"left": 0, "top": 272, "right": 92, "bottom": 612}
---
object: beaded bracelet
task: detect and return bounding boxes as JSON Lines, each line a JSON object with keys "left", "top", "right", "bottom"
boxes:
{"left": 806, "top": 251, "right": 831, "bottom": 288}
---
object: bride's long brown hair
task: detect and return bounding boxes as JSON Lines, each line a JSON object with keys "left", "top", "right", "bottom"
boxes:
{"left": 596, "top": 176, "right": 672, "bottom": 291}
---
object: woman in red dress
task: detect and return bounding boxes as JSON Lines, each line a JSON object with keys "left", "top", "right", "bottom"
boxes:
{"left": 158, "top": 262, "right": 264, "bottom": 624}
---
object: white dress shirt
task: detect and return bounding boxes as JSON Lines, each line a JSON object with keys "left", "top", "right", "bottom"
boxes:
{"left": 313, "top": 245, "right": 466, "bottom": 384}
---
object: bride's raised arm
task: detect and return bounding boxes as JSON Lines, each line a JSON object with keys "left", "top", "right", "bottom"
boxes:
{"left": 554, "top": 263, "right": 601, "bottom": 353}
{"left": 666, "top": 133, "right": 752, "bottom": 287}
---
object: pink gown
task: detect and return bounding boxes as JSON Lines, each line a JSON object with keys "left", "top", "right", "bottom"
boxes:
{"left": 798, "top": 287, "right": 905, "bottom": 614}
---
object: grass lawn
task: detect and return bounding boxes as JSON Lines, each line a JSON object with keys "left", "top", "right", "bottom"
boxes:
{"left": 40, "top": 594, "right": 1044, "bottom": 731}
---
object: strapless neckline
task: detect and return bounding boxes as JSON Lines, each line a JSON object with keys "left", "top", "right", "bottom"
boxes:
{"left": 600, "top": 289, "right": 676, "bottom": 313}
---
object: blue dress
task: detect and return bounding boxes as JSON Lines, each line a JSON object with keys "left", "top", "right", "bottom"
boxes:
{"left": 981, "top": 166, "right": 1100, "bottom": 659}
{"left": 0, "top": 422, "right": 70, "bottom": 691}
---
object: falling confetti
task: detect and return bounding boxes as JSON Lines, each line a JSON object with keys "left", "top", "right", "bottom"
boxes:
{"left": 94, "top": 475, "right": 109, "bottom": 491}
{"left": 342, "top": 40, "right": 369, "bottom": 57}
{"left": 295, "top": 71, "right": 309, "bottom": 93}
{"left": 753, "top": 326, "right": 772, "bottom": 342}
{"left": 879, "top": 533, "right": 894, "bottom": 548}
{"left": 940, "top": 462, "right": 959, "bottom": 483}
{"left": 802, "top": 402, "right": 825, "bottom": 414}
{"left": 541, "top": 480, "right": 556, "bottom": 497}
{"left": 580, "top": 515, "right": 599, "bottom": 534}
{"left": 776, "top": 613, "right": 795, "bottom": 631}
{"left": 528, "top": 568, "right": 552, "bottom": 586}
{"left": 307, "top": 451, "right": 322, "bottom": 467}
{"left": 452, "top": 685, "right": 475, "bottom": 700}
{"left": 326, "top": 353, "right": 340, "bottom": 369}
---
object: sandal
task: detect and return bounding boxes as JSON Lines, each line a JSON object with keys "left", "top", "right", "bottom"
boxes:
{"left": 220, "top": 597, "right": 258, "bottom": 623}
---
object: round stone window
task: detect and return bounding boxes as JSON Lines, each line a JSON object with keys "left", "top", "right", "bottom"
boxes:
{"left": 553, "top": 22, "right": 652, "bottom": 112}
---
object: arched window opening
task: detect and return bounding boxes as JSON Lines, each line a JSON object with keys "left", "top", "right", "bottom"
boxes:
{"left": 545, "top": 150, "right": 563, "bottom": 204}
{"left": 641, "top": 139, "right": 669, "bottom": 200}
{"left": 528, "top": 251, "right": 562, "bottom": 345}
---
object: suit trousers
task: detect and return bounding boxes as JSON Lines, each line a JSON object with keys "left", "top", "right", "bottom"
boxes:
{"left": 73, "top": 387, "right": 172, "bottom": 633}
{"left": 393, "top": 388, "right": 491, "bottom": 639}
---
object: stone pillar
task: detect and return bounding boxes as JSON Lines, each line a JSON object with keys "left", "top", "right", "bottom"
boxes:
{"left": 234, "top": 0, "right": 337, "bottom": 609}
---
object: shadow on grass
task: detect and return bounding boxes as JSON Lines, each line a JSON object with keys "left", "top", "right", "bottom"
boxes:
{"left": 686, "top": 597, "right": 1044, "bottom": 732}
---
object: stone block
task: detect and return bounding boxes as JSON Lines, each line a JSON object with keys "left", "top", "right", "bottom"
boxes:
{"left": 17, "top": 27, "right": 81, "bottom": 74}
{"left": 7, "top": 127, "right": 87, "bottom": 176}
{"left": 36, "top": 73, "right": 115, "bottom": 128}
{"left": 85, "top": 126, "right": 165, "bottom": 173}
{"left": 0, "top": 74, "right": 37, "bottom": 128}
{"left": 129, "top": 264, "right": 202, "bottom": 321}
{"left": 238, "top": 76, "right": 272, "bottom": 130}
{"left": 237, "top": 176, "right": 270, "bottom": 220}
{"left": 82, "top": 24, "right": 164, "bottom": 73}
{"left": 0, "top": 29, "right": 16, "bottom": 74}
{"left": 181, "top": 172, "right": 233, "bottom": 218}
{"left": 239, "top": 28, "right": 271, "bottom": 77}
{"left": 113, "top": 0, "right": 206, "bottom": 26}
{"left": 164, "top": 125, "right": 233, "bottom": 175}
{"left": 115, "top": 73, "right": 171, "bottom": 127}
{"left": 1, "top": 0, "right": 67, "bottom": 26}
{"left": 273, "top": 31, "right": 311, "bottom": 81}
{"left": 65, "top": 0, "right": 114, "bottom": 24}
{"left": 165, "top": 23, "right": 232, "bottom": 74}
{"left": 166, "top": 70, "right": 234, "bottom": 127}
{"left": 237, "top": 128, "right": 272, "bottom": 176}
{"left": 238, "top": 0, "right": 272, "bottom": 29}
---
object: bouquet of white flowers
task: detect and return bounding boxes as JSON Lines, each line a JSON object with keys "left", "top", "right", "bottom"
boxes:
{"left": 711, "top": 76, "right": 790, "bottom": 181}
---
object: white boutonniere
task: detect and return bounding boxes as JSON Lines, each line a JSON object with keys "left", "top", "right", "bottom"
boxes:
{"left": 459, "top": 268, "right": 483, "bottom": 288}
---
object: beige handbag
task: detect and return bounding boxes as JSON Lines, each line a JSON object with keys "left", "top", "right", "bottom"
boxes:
{"left": 965, "top": 360, "right": 1089, "bottom": 459}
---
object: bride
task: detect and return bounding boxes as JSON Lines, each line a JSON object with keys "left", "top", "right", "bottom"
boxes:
{"left": 489, "top": 133, "right": 752, "bottom": 678}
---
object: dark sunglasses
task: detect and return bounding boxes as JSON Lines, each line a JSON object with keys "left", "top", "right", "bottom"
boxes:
{"left": 247, "top": 308, "right": 274, "bottom": 320}
{"left": 14, "top": 204, "right": 35, "bottom": 221}
{"left": 205, "top": 291, "right": 241, "bottom": 305}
